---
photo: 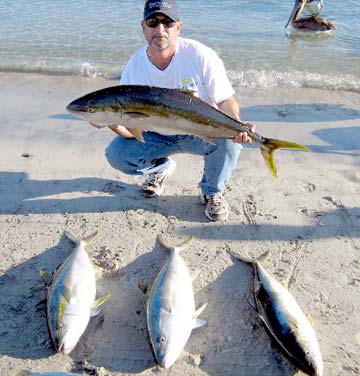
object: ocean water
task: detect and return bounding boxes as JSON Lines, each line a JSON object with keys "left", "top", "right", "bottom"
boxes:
{"left": 1, "top": 0, "right": 359, "bottom": 91}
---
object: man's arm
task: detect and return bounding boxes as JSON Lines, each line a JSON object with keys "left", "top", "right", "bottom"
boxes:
{"left": 217, "top": 96, "right": 255, "bottom": 144}
{"left": 90, "top": 122, "right": 135, "bottom": 138}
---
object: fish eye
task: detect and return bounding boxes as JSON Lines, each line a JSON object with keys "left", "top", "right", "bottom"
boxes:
{"left": 159, "top": 336, "right": 166, "bottom": 344}
{"left": 87, "top": 107, "right": 95, "bottom": 113}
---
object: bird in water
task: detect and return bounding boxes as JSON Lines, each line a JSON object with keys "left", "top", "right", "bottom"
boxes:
{"left": 285, "top": 0, "right": 335, "bottom": 32}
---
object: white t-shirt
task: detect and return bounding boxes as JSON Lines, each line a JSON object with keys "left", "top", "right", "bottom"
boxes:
{"left": 120, "top": 37, "right": 235, "bottom": 108}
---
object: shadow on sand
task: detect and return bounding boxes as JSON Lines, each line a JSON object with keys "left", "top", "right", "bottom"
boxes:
{"left": 0, "top": 171, "right": 208, "bottom": 223}
{"left": 242, "top": 103, "right": 360, "bottom": 123}
{"left": 0, "top": 237, "right": 161, "bottom": 372}
{"left": 0, "top": 233, "right": 299, "bottom": 375}
{"left": 193, "top": 255, "right": 298, "bottom": 376}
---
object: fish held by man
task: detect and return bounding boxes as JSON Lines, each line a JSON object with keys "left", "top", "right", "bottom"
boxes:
{"left": 146, "top": 235, "right": 207, "bottom": 369}
{"left": 40, "top": 230, "right": 110, "bottom": 354}
{"left": 228, "top": 250, "right": 323, "bottom": 376}
{"left": 66, "top": 85, "right": 310, "bottom": 177}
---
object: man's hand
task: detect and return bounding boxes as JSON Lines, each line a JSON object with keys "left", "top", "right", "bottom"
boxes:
{"left": 233, "top": 121, "right": 255, "bottom": 144}
{"left": 218, "top": 97, "right": 256, "bottom": 144}
{"left": 89, "top": 122, "right": 135, "bottom": 138}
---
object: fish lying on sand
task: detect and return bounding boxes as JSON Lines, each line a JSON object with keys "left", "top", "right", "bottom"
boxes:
{"left": 67, "top": 85, "right": 310, "bottom": 177}
{"left": 146, "top": 236, "right": 207, "bottom": 368}
{"left": 228, "top": 250, "right": 323, "bottom": 376}
{"left": 40, "top": 230, "right": 110, "bottom": 354}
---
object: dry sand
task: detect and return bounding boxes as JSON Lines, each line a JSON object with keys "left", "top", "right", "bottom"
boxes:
{"left": 0, "top": 72, "right": 359, "bottom": 376}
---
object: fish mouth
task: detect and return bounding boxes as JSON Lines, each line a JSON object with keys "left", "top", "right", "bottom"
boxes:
{"left": 159, "top": 354, "right": 176, "bottom": 369}
{"left": 66, "top": 102, "right": 81, "bottom": 115}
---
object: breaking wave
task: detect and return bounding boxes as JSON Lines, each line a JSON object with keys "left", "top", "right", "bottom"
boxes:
{"left": 229, "top": 69, "right": 360, "bottom": 93}
{"left": 0, "top": 61, "right": 359, "bottom": 93}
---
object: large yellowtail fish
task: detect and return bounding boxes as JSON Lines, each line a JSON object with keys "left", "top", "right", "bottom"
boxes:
{"left": 66, "top": 85, "right": 310, "bottom": 177}
{"left": 228, "top": 250, "right": 323, "bottom": 376}
{"left": 146, "top": 236, "right": 207, "bottom": 368}
{"left": 40, "top": 230, "right": 110, "bottom": 354}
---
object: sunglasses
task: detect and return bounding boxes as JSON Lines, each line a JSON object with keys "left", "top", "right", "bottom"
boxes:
{"left": 145, "top": 17, "right": 176, "bottom": 28}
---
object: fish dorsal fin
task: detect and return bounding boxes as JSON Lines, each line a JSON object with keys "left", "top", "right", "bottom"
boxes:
{"left": 126, "top": 111, "right": 150, "bottom": 118}
{"left": 157, "top": 235, "right": 195, "bottom": 254}
{"left": 128, "top": 128, "right": 145, "bottom": 142}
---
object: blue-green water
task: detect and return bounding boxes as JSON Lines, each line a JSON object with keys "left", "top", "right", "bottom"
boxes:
{"left": 0, "top": 0, "right": 359, "bottom": 91}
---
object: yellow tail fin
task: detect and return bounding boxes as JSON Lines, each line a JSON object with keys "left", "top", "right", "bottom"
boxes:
{"left": 260, "top": 138, "right": 310, "bottom": 177}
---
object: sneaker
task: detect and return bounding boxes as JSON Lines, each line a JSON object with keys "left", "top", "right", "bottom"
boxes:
{"left": 141, "top": 159, "right": 176, "bottom": 197}
{"left": 202, "top": 193, "right": 229, "bottom": 221}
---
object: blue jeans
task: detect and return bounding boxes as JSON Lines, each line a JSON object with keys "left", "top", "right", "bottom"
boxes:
{"left": 105, "top": 132, "right": 242, "bottom": 195}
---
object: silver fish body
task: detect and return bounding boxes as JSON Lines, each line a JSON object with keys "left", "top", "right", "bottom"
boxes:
{"left": 146, "top": 236, "right": 206, "bottom": 368}
{"left": 45, "top": 231, "right": 101, "bottom": 354}
{"left": 230, "top": 252, "right": 323, "bottom": 376}
{"left": 67, "top": 85, "right": 309, "bottom": 177}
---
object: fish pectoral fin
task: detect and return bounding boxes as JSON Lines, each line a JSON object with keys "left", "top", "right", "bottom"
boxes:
{"left": 194, "top": 303, "right": 207, "bottom": 318}
{"left": 199, "top": 135, "right": 215, "bottom": 144}
{"left": 90, "top": 307, "right": 102, "bottom": 317}
{"left": 128, "top": 128, "right": 145, "bottom": 142}
{"left": 92, "top": 294, "right": 111, "bottom": 309}
{"left": 58, "top": 294, "right": 69, "bottom": 323}
{"left": 191, "top": 270, "right": 200, "bottom": 282}
{"left": 39, "top": 269, "right": 52, "bottom": 286}
{"left": 90, "top": 294, "right": 110, "bottom": 317}
{"left": 193, "top": 318, "right": 207, "bottom": 329}
{"left": 307, "top": 313, "right": 315, "bottom": 328}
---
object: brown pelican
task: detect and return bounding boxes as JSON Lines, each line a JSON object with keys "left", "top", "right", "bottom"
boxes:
{"left": 285, "top": 0, "right": 335, "bottom": 32}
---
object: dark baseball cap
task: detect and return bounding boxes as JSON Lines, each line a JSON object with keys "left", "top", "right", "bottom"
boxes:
{"left": 143, "top": 0, "right": 179, "bottom": 21}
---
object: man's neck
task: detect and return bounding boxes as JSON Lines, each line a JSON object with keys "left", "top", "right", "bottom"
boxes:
{"left": 147, "top": 45, "right": 176, "bottom": 71}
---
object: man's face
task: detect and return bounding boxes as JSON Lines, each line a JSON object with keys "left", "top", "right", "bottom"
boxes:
{"left": 142, "top": 14, "right": 182, "bottom": 51}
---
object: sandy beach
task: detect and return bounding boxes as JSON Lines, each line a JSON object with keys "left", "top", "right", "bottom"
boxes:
{"left": 0, "top": 71, "right": 359, "bottom": 376}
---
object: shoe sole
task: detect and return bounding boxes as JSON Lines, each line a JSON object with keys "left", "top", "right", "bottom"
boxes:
{"left": 142, "top": 160, "right": 176, "bottom": 197}
{"left": 205, "top": 207, "right": 229, "bottom": 222}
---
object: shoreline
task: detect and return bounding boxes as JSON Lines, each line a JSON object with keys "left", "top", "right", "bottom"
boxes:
{"left": 0, "top": 71, "right": 359, "bottom": 376}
